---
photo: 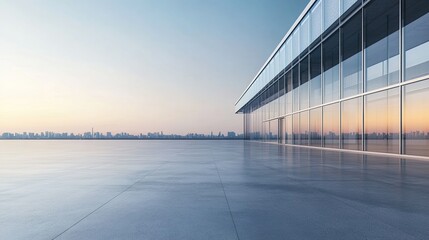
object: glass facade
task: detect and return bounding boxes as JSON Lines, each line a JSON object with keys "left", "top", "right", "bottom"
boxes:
{"left": 238, "top": 0, "right": 429, "bottom": 158}
{"left": 364, "top": 88, "right": 400, "bottom": 154}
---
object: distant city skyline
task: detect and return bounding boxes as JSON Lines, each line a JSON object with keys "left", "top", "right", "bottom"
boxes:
{"left": 0, "top": 0, "right": 307, "bottom": 134}
{"left": 0, "top": 130, "right": 242, "bottom": 140}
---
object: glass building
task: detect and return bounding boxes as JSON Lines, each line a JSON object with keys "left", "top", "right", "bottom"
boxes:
{"left": 235, "top": 0, "right": 429, "bottom": 157}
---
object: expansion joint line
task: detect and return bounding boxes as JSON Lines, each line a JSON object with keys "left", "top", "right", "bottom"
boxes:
{"left": 213, "top": 156, "right": 241, "bottom": 240}
{"left": 51, "top": 163, "right": 165, "bottom": 240}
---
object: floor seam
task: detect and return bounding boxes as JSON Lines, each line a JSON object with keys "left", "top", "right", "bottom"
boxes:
{"left": 51, "top": 163, "right": 165, "bottom": 240}
{"left": 213, "top": 160, "right": 241, "bottom": 240}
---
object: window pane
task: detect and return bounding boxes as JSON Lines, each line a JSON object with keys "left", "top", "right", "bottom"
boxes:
{"left": 300, "top": 15, "right": 310, "bottom": 53}
{"left": 285, "top": 70, "right": 293, "bottom": 114}
{"left": 269, "top": 119, "right": 279, "bottom": 142}
{"left": 404, "top": 0, "right": 429, "bottom": 80}
{"left": 311, "top": 0, "right": 322, "bottom": 43}
{"left": 300, "top": 57, "right": 309, "bottom": 110}
{"left": 324, "top": 0, "right": 340, "bottom": 31}
{"left": 292, "top": 30, "right": 300, "bottom": 60}
{"left": 280, "top": 44, "right": 286, "bottom": 71}
{"left": 292, "top": 65, "right": 300, "bottom": 112}
{"left": 323, "top": 31, "right": 340, "bottom": 103}
{"left": 285, "top": 115, "right": 293, "bottom": 144}
{"left": 365, "top": 0, "right": 399, "bottom": 91}
{"left": 323, "top": 103, "right": 340, "bottom": 148}
{"left": 279, "top": 75, "right": 286, "bottom": 116}
{"left": 310, "top": 46, "right": 322, "bottom": 107}
{"left": 342, "top": 0, "right": 358, "bottom": 14}
{"left": 293, "top": 113, "right": 300, "bottom": 144}
{"left": 310, "top": 107, "right": 322, "bottom": 146}
{"left": 341, "top": 97, "right": 363, "bottom": 150}
{"left": 286, "top": 38, "right": 292, "bottom": 66}
{"left": 263, "top": 121, "right": 269, "bottom": 141}
{"left": 403, "top": 80, "right": 429, "bottom": 157}
{"left": 300, "top": 111, "right": 309, "bottom": 145}
{"left": 364, "top": 88, "right": 400, "bottom": 154}
{"left": 341, "top": 12, "right": 362, "bottom": 98}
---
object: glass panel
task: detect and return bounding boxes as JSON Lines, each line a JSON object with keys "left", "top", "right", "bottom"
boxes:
{"left": 280, "top": 44, "right": 286, "bottom": 71}
{"left": 310, "top": 46, "right": 322, "bottom": 107}
{"left": 274, "top": 54, "right": 279, "bottom": 77}
{"left": 311, "top": 0, "right": 322, "bottom": 43}
{"left": 285, "top": 70, "right": 293, "bottom": 114}
{"left": 269, "top": 119, "right": 279, "bottom": 142}
{"left": 293, "top": 113, "right": 300, "bottom": 144}
{"left": 279, "top": 118, "right": 284, "bottom": 144}
{"left": 285, "top": 115, "right": 293, "bottom": 144}
{"left": 365, "top": 0, "right": 399, "bottom": 91}
{"left": 300, "top": 57, "right": 309, "bottom": 110}
{"left": 292, "top": 29, "right": 300, "bottom": 60}
{"left": 341, "top": 12, "right": 362, "bottom": 98}
{"left": 341, "top": 97, "right": 363, "bottom": 150}
{"left": 292, "top": 65, "right": 300, "bottom": 112}
{"left": 300, "top": 111, "right": 309, "bottom": 145}
{"left": 310, "top": 108, "right": 322, "bottom": 147}
{"left": 286, "top": 38, "right": 292, "bottom": 66}
{"left": 364, "top": 88, "right": 400, "bottom": 154}
{"left": 403, "top": 80, "right": 429, "bottom": 157}
{"left": 323, "top": 31, "right": 340, "bottom": 103}
{"left": 404, "top": 0, "right": 429, "bottom": 80}
{"left": 323, "top": 103, "right": 340, "bottom": 148}
{"left": 324, "top": 0, "right": 340, "bottom": 31}
{"left": 263, "top": 121, "right": 269, "bottom": 141}
{"left": 300, "top": 15, "right": 310, "bottom": 53}
{"left": 279, "top": 76, "right": 286, "bottom": 116}
{"left": 342, "top": 0, "right": 358, "bottom": 14}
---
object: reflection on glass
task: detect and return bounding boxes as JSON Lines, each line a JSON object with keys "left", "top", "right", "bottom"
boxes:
{"left": 365, "top": 89, "right": 400, "bottom": 154}
{"left": 310, "top": 0, "right": 322, "bottom": 43}
{"left": 310, "top": 108, "right": 322, "bottom": 146}
{"left": 263, "top": 121, "right": 269, "bottom": 142}
{"left": 285, "top": 115, "right": 293, "bottom": 144}
{"left": 300, "top": 57, "right": 309, "bottom": 110}
{"left": 323, "top": 31, "right": 340, "bottom": 103}
{"left": 279, "top": 118, "right": 284, "bottom": 144}
{"left": 341, "top": 97, "right": 362, "bottom": 150}
{"left": 365, "top": 0, "right": 399, "bottom": 91}
{"left": 324, "top": 0, "right": 339, "bottom": 31}
{"left": 285, "top": 70, "right": 293, "bottom": 114}
{"left": 293, "top": 114, "right": 300, "bottom": 144}
{"left": 342, "top": 0, "right": 358, "bottom": 14}
{"left": 310, "top": 46, "right": 322, "bottom": 107}
{"left": 292, "top": 65, "right": 300, "bottom": 112}
{"left": 286, "top": 38, "right": 292, "bottom": 66}
{"left": 323, "top": 103, "right": 340, "bottom": 148}
{"left": 269, "top": 119, "right": 279, "bottom": 142}
{"left": 404, "top": 0, "right": 429, "bottom": 80}
{"left": 403, "top": 80, "right": 429, "bottom": 157}
{"left": 300, "top": 16, "right": 310, "bottom": 53}
{"left": 341, "top": 12, "right": 362, "bottom": 98}
{"left": 292, "top": 30, "right": 300, "bottom": 60}
{"left": 300, "top": 111, "right": 309, "bottom": 145}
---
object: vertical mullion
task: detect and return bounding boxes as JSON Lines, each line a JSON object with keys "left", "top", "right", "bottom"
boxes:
{"left": 321, "top": 0, "right": 325, "bottom": 148}
{"left": 339, "top": 27, "right": 343, "bottom": 149}
{"left": 362, "top": 4, "right": 366, "bottom": 152}
{"left": 399, "top": 0, "right": 404, "bottom": 155}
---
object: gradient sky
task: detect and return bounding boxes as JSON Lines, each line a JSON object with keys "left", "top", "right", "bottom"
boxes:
{"left": 0, "top": 0, "right": 307, "bottom": 135}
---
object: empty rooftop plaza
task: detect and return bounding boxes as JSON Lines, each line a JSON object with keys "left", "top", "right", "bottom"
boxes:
{"left": 1, "top": 140, "right": 429, "bottom": 240}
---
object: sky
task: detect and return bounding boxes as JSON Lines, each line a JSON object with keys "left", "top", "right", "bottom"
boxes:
{"left": 0, "top": 0, "right": 307, "bottom": 135}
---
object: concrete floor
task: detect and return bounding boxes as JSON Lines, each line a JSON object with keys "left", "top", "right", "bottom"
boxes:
{"left": 1, "top": 140, "right": 429, "bottom": 240}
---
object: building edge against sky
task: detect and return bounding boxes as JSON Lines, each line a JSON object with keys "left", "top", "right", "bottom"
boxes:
{"left": 235, "top": 0, "right": 429, "bottom": 157}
